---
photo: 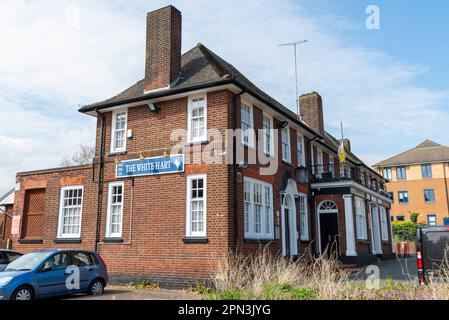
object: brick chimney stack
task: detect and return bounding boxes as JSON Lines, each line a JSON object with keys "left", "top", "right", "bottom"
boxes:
{"left": 144, "top": 6, "right": 182, "bottom": 93}
{"left": 299, "top": 92, "right": 325, "bottom": 136}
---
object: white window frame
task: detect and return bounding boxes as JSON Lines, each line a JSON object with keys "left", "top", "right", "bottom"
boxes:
{"left": 299, "top": 193, "right": 309, "bottom": 241}
{"left": 383, "top": 167, "right": 392, "bottom": 180}
{"left": 186, "top": 174, "right": 207, "bottom": 238}
{"left": 241, "top": 100, "right": 254, "bottom": 148}
{"left": 316, "top": 149, "right": 324, "bottom": 175}
{"left": 380, "top": 207, "right": 389, "bottom": 241}
{"left": 106, "top": 181, "right": 125, "bottom": 238}
{"left": 262, "top": 112, "right": 275, "bottom": 157}
{"left": 355, "top": 197, "right": 367, "bottom": 240}
{"left": 281, "top": 126, "right": 291, "bottom": 163}
{"left": 243, "top": 177, "right": 274, "bottom": 240}
{"left": 297, "top": 134, "right": 305, "bottom": 167}
{"left": 57, "top": 185, "right": 84, "bottom": 239}
{"left": 329, "top": 156, "right": 335, "bottom": 176}
{"left": 427, "top": 214, "right": 437, "bottom": 226}
{"left": 110, "top": 109, "right": 128, "bottom": 153}
{"left": 187, "top": 95, "right": 207, "bottom": 143}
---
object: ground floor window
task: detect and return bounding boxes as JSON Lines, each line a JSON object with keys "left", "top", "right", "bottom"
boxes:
{"left": 380, "top": 206, "right": 389, "bottom": 241}
{"left": 299, "top": 194, "right": 309, "bottom": 241}
{"left": 186, "top": 175, "right": 207, "bottom": 237}
{"left": 244, "top": 177, "right": 273, "bottom": 239}
{"left": 355, "top": 197, "right": 367, "bottom": 240}
{"left": 57, "top": 186, "right": 83, "bottom": 239}
{"left": 106, "top": 181, "right": 124, "bottom": 238}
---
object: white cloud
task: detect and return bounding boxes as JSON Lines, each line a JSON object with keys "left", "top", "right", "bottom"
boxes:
{"left": 0, "top": 0, "right": 448, "bottom": 194}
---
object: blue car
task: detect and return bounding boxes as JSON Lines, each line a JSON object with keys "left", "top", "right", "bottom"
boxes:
{"left": 0, "top": 249, "right": 108, "bottom": 300}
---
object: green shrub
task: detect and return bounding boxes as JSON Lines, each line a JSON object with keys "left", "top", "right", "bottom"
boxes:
{"left": 393, "top": 221, "right": 416, "bottom": 241}
{"left": 207, "top": 287, "right": 243, "bottom": 300}
{"left": 261, "top": 283, "right": 317, "bottom": 300}
{"left": 410, "top": 212, "right": 420, "bottom": 224}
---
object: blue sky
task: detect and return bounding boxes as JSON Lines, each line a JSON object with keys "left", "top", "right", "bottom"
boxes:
{"left": 0, "top": 0, "right": 448, "bottom": 195}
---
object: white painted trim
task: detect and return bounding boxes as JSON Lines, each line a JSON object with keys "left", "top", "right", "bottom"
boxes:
{"left": 106, "top": 181, "right": 125, "bottom": 238}
{"left": 187, "top": 94, "right": 208, "bottom": 143}
{"left": 343, "top": 194, "right": 357, "bottom": 256}
{"left": 110, "top": 108, "right": 128, "bottom": 154}
{"left": 186, "top": 174, "right": 207, "bottom": 238}
{"left": 57, "top": 185, "right": 84, "bottom": 239}
{"left": 143, "top": 85, "right": 171, "bottom": 95}
{"left": 311, "top": 180, "right": 393, "bottom": 204}
{"left": 281, "top": 193, "right": 297, "bottom": 258}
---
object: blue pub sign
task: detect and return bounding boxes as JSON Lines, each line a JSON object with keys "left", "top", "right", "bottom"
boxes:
{"left": 116, "top": 154, "right": 185, "bottom": 178}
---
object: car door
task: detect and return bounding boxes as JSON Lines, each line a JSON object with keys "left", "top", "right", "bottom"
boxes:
{"left": 70, "top": 251, "right": 96, "bottom": 291}
{"left": 35, "top": 252, "right": 70, "bottom": 297}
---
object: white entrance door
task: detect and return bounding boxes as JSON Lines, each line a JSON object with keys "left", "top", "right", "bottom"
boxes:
{"left": 281, "top": 194, "right": 298, "bottom": 258}
{"left": 371, "top": 205, "right": 383, "bottom": 255}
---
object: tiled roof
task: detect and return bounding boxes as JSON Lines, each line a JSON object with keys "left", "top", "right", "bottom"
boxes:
{"left": 373, "top": 140, "right": 449, "bottom": 167}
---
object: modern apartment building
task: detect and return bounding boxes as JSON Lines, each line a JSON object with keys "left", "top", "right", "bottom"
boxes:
{"left": 374, "top": 140, "right": 449, "bottom": 226}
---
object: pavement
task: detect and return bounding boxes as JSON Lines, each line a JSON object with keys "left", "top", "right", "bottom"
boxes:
{"left": 351, "top": 257, "right": 418, "bottom": 282}
{"left": 68, "top": 286, "right": 203, "bottom": 300}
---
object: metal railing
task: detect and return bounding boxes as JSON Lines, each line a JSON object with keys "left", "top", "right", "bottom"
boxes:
{"left": 311, "top": 164, "right": 387, "bottom": 195}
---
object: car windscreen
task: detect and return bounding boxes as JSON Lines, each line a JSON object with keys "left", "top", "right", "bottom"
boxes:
{"left": 5, "top": 252, "right": 52, "bottom": 272}
{"left": 423, "top": 231, "right": 449, "bottom": 264}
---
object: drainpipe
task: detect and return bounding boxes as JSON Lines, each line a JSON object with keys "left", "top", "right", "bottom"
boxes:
{"left": 232, "top": 90, "right": 246, "bottom": 251}
{"left": 95, "top": 110, "right": 106, "bottom": 252}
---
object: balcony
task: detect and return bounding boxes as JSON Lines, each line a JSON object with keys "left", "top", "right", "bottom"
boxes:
{"left": 310, "top": 164, "right": 391, "bottom": 200}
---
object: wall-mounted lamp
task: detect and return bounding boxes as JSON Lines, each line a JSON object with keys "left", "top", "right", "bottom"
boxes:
{"left": 148, "top": 103, "right": 160, "bottom": 113}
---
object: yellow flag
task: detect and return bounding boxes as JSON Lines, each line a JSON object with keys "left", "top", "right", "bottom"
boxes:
{"left": 338, "top": 140, "right": 347, "bottom": 163}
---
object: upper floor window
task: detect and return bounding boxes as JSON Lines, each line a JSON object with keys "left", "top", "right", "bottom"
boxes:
{"left": 396, "top": 215, "right": 405, "bottom": 221}
{"left": 383, "top": 167, "right": 392, "bottom": 180}
{"left": 297, "top": 134, "right": 305, "bottom": 167}
{"left": 427, "top": 214, "right": 437, "bottom": 226}
{"left": 396, "top": 166, "right": 406, "bottom": 180}
{"left": 106, "top": 181, "right": 124, "bottom": 238}
{"left": 186, "top": 175, "right": 207, "bottom": 237}
{"left": 398, "top": 191, "right": 409, "bottom": 204}
{"left": 421, "top": 164, "right": 433, "bottom": 178}
{"left": 57, "top": 186, "right": 84, "bottom": 239}
{"left": 281, "top": 126, "right": 291, "bottom": 163}
{"left": 262, "top": 113, "right": 274, "bottom": 157}
{"left": 241, "top": 101, "right": 254, "bottom": 147}
{"left": 355, "top": 197, "right": 367, "bottom": 240}
{"left": 316, "top": 150, "right": 323, "bottom": 175}
{"left": 424, "top": 189, "right": 435, "bottom": 203}
{"left": 388, "top": 192, "right": 394, "bottom": 203}
{"left": 111, "top": 110, "right": 127, "bottom": 153}
{"left": 188, "top": 95, "right": 207, "bottom": 142}
{"left": 244, "top": 177, "right": 274, "bottom": 240}
{"left": 329, "top": 157, "right": 335, "bottom": 176}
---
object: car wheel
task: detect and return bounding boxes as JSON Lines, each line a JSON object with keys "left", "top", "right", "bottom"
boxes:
{"left": 88, "top": 279, "right": 104, "bottom": 296}
{"left": 12, "top": 286, "right": 34, "bottom": 301}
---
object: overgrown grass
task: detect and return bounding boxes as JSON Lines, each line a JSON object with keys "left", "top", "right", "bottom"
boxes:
{"left": 205, "top": 247, "right": 449, "bottom": 300}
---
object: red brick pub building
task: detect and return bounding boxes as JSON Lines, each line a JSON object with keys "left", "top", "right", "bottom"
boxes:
{"left": 5, "top": 6, "right": 394, "bottom": 287}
